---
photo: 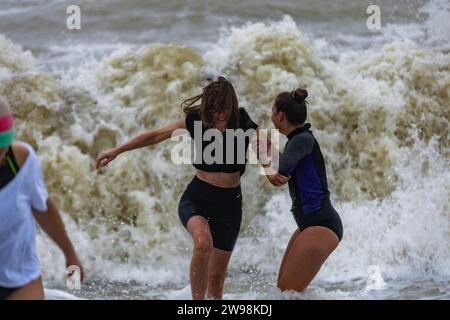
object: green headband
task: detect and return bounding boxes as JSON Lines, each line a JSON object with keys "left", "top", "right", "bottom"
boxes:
{"left": 0, "top": 127, "right": 15, "bottom": 148}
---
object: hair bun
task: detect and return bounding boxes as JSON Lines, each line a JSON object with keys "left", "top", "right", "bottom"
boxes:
{"left": 292, "top": 88, "right": 308, "bottom": 103}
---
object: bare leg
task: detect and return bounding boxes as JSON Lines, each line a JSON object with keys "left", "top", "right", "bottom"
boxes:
{"left": 206, "top": 248, "right": 232, "bottom": 299}
{"left": 187, "top": 216, "right": 213, "bottom": 300}
{"left": 7, "top": 277, "right": 44, "bottom": 300}
{"left": 277, "top": 229, "right": 301, "bottom": 287}
{"left": 278, "top": 226, "right": 339, "bottom": 292}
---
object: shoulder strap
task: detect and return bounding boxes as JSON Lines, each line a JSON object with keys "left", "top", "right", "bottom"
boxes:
{"left": 5, "top": 146, "right": 19, "bottom": 176}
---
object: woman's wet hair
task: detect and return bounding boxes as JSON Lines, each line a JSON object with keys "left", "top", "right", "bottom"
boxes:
{"left": 274, "top": 88, "right": 308, "bottom": 125}
{"left": 182, "top": 76, "right": 240, "bottom": 128}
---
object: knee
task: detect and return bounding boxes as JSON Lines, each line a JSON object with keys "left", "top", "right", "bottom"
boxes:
{"left": 193, "top": 235, "right": 213, "bottom": 255}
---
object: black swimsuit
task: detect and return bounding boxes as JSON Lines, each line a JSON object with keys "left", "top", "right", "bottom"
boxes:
{"left": 178, "top": 108, "right": 258, "bottom": 251}
{"left": 278, "top": 124, "right": 343, "bottom": 241}
{"left": 0, "top": 147, "right": 19, "bottom": 189}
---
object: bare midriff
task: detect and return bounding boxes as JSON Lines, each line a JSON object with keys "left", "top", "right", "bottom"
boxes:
{"left": 196, "top": 169, "right": 241, "bottom": 188}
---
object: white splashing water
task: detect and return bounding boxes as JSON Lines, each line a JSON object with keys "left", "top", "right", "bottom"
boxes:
{"left": 0, "top": 0, "right": 448, "bottom": 300}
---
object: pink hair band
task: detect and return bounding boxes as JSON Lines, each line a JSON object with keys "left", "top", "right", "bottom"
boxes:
{"left": 0, "top": 114, "right": 14, "bottom": 132}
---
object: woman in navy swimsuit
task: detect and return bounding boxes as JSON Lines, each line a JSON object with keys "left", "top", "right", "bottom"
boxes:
{"left": 267, "top": 88, "right": 343, "bottom": 292}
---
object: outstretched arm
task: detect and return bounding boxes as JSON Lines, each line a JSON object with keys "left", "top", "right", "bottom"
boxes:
{"left": 33, "top": 198, "right": 84, "bottom": 281}
{"left": 96, "top": 117, "right": 186, "bottom": 169}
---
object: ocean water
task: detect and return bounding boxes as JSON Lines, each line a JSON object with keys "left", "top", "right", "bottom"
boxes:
{"left": 0, "top": 0, "right": 449, "bottom": 300}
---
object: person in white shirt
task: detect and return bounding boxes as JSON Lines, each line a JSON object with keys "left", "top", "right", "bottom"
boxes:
{"left": 0, "top": 96, "right": 84, "bottom": 300}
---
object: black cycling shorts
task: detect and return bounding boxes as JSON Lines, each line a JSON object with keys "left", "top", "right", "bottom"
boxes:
{"left": 178, "top": 176, "right": 242, "bottom": 252}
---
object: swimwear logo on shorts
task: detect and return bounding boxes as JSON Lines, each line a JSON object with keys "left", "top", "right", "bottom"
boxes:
{"left": 170, "top": 122, "right": 280, "bottom": 175}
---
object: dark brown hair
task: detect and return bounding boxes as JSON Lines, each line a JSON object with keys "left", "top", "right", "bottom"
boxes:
{"left": 182, "top": 76, "right": 240, "bottom": 128}
{"left": 274, "top": 88, "right": 308, "bottom": 125}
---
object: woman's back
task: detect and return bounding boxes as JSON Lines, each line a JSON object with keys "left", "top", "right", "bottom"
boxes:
{"left": 278, "top": 125, "right": 331, "bottom": 215}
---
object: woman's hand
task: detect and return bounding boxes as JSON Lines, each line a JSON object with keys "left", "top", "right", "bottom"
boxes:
{"left": 267, "top": 173, "right": 290, "bottom": 186}
{"left": 95, "top": 148, "right": 119, "bottom": 169}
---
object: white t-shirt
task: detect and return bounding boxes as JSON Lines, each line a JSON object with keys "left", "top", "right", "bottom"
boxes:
{"left": 0, "top": 142, "right": 48, "bottom": 288}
